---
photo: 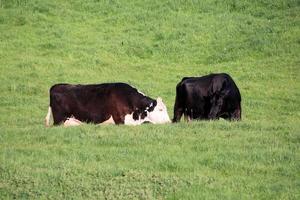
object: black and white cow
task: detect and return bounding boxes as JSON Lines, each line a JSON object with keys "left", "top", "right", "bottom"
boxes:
{"left": 172, "top": 73, "right": 241, "bottom": 122}
{"left": 45, "top": 83, "right": 171, "bottom": 126}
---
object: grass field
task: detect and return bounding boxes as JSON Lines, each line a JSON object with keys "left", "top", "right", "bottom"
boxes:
{"left": 0, "top": 0, "right": 299, "bottom": 199}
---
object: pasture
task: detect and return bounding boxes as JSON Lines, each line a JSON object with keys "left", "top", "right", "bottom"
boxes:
{"left": 0, "top": 0, "right": 299, "bottom": 199}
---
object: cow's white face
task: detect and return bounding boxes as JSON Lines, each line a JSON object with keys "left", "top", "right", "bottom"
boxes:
{"left": 147, "top": 97, "right": 171, "bottom": 124}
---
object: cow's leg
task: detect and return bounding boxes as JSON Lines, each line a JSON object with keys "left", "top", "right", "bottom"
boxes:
{"left": 173, "top": 106, "right": 184, "bottom": 123}
{"left": 49, "top": 92, "right": 70, "bottom": 126}
{"left": 112, "top": 114, "right": 125, "bottom": 125}
{"left": 183, "top": 108, "right": 193, "bottom": 122}
{"left": 184, "top": 115, "right": 192, "bottom": 122}
{"left": 52, "top": 113, "right": 67, "bottom": 125}
{"left": 51, "top": 105, "right": 68, "bottom": 125}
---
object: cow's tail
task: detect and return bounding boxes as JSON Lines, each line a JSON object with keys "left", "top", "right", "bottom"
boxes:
{"left": 172, "top": 82, "right": 186, "bottom": 123}
{"left": 45, "top": 106, "right": 52, "bottom": 127}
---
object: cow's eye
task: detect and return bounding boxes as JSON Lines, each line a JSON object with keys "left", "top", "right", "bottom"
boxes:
{"left": 159, "top": 109, "right": 163, "bottom": 111}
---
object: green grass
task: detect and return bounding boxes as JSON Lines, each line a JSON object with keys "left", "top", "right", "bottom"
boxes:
{"left": 0, "top": 0, "right": 299, "bottom": 199}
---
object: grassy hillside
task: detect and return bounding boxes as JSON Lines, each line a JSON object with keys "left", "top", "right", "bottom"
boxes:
{"left": 0, "top": 0, "right": 299, "bottom": 199}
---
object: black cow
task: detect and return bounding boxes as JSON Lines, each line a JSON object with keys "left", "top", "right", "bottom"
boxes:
{"left": 172, "top": 73, "right": 241, "bottom": 122}
{"left": 45, "top": 83, "right": 170, "bottom": 126}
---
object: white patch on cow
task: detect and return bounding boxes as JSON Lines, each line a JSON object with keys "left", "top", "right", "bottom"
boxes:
{"left": 124, "top": 113, "right": 148, "bottom": 126}
{"left": 45, "top": 106, "right": 52, "bottom": 127}
{"left": 100, "top": 116, "right": 115, "bottom": 125}
{"left": 147, "top": 97, "right": 171, "bottom": 124}
{"left": 64, "top": 117, "right": 83, "bottom": 127}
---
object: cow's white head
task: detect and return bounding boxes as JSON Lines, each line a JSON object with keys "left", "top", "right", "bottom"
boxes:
{"left": 147, "top": 97, "right": 171, "bottom": 124}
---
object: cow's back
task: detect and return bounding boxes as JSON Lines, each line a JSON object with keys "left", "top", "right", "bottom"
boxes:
{"left": 50, "top": 82, "right": 140, "bottom": 104}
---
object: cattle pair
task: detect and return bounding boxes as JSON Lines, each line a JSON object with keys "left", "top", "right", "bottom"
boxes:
{"left": 45, "top": 73, "right": 241, "bottom": 127}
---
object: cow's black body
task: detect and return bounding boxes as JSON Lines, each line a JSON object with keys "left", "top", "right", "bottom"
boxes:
{"left": 172, "top": 73, "right": 241, "bottom": 122}
{"left": 49, "top": 83, "right": 157, "bottom": 125}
